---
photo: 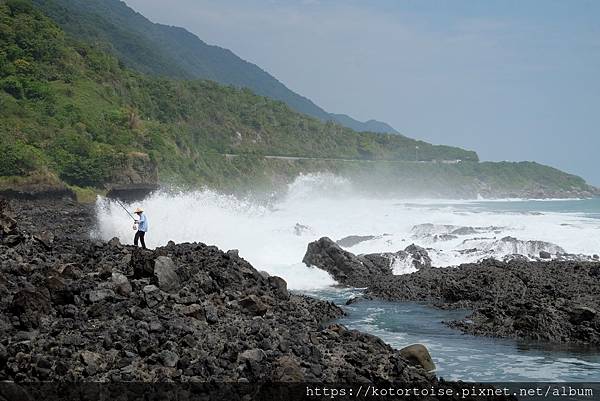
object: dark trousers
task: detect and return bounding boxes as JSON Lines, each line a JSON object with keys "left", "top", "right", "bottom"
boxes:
{"left": 134, "top": 230, "right": 146, "bottom": 249}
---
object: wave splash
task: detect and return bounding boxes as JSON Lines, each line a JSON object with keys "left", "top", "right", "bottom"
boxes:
{"left": 94, "top": 173, "right": 599, "bottom": 289}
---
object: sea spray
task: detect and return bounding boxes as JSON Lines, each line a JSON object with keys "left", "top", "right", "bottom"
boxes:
{"left": 95, "top": 174, "right": 600, "bottom": 289}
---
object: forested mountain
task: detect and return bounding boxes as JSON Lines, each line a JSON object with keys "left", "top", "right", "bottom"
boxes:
{"left": 0, "top": 0, "right": 477, "bottom": 192}
{"left": 32, "top": 0, "right": 399, "bottom": 134}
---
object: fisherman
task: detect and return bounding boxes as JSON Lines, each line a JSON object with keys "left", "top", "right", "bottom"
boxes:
{"left": 133, "top": 207, "right": 148, "bottom": 249}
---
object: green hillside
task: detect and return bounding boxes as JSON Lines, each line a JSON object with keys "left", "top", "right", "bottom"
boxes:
{"left": 32, "top": 0, "right": 399, "bottom": 134}
{"left": 0, "top": 0, "right": 478, "bottom": 192}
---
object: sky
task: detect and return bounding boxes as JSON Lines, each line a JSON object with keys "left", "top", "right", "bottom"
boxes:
{"left": 125, "top": 0, "right": 600, "bottom": 185}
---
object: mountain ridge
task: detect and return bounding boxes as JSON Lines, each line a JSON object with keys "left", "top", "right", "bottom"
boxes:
{"left": 0, "top": 0, "right": 595, "bottom": 200}
{"left": 33, "top": 0, "right": 399, "bottom": 134}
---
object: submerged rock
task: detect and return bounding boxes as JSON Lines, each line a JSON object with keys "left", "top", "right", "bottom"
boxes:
{"left": 335, "top": 235, "right": 378, "bottom": 248}
{"left": 293, "top": 223, "right": 312, "bottom": 236}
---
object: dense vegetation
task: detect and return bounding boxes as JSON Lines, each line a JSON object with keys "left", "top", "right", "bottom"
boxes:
{"left": 0, "top": 0, "right": 594, "bottom": 198}
{"left": 32, "top": 0, "right": 398, "bottom": 134}
{"left": 0, "top": 0, "right": 479, "bottom": 189}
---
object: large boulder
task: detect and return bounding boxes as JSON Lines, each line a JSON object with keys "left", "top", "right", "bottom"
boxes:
{"left": 268, "top": 276, "right": 289, "bottom": 300}
{"left": 404, "top": 244, "right": 432, "bottom": 270}
{"left": 142, "top": 285, "right": 163, "bottom": 308}
{"left": 399, "top": 344, "right": 436, "bottom": 372}
{"left": 302, "top": 237, "right": 392, "bottom": 287}
{"left": 10, "top": 286, "right": 52, "bottom": 329}
{"left": 153, "top": 256, "right": 180, "bottom": 292}
{"left": 303, "top": 238, "right": 433, "bottom": 286}
{"left": 239, "top": 295, "right": 267, "bottom": 316}
{"left": 111, "top": 272, "right": 132, "bottom": 296}
{"left": 272, "top": 355, "right": 305, "bottom": 381}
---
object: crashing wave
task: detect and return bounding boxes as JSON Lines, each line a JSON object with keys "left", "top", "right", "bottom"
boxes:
{"left": 458, "top": 236, "right": 565, "bottom": 257}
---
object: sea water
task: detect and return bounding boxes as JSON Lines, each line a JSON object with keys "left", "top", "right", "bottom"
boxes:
{"left": 304, "top": 288, "right": 600, "bottom": 382}
{"left": 94, "top": 173, "right": 600, "bottom": 381}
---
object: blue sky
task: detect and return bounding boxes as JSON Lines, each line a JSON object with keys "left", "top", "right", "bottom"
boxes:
{"left": 125, "top": 0, "right": 600, "bottom": 185}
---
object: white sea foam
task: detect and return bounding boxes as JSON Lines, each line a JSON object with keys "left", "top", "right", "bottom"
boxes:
{"left": 94, "top": 174, "right": 600, "bottom": 290}
{"left": 390, "top": 255, "right": 419, "bottom": 275}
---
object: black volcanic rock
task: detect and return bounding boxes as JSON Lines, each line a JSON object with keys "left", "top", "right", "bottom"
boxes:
{"left": 302, "top": 237, "right": 393, "bottom": 287}
{"left": 0, "top": 199, "right": 452, "bottom": 386}
{"left": 365, "top": 260, "right": 600, "bottom": 344}
{"left": 303, "top": 237, "right": 431, "bottom": 287}
{"left": 304, "top": 233, "right": 600, "bottom": 345}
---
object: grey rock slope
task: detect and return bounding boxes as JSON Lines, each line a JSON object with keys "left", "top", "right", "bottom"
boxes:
{"left": 0, "top": 200, "right": 438, "bottom": 384}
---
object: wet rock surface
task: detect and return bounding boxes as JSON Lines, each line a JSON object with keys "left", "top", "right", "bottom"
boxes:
{"left": 366, "top": 260, "right": 600, "bottom": 345}
{"left": 304, "top": 236, "right": 600, "bottom": 345}
{"left": 0, "top": 199, "right": 450, "bottom": 386}
{"left": 303, "top": 237, "right": 431, "bottom": 287}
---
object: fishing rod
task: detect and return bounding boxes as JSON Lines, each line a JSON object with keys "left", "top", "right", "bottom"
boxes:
{"left": 114, "top": 198, "right": 136, "bottom": 222}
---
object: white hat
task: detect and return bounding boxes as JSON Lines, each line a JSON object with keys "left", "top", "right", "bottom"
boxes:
{"left": 134, "top": 207, "right": 144, "bottom": 213}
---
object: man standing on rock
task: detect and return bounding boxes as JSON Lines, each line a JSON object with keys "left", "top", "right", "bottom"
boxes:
{"left": 133, "top": 207, "right": 148, "bottom": 249}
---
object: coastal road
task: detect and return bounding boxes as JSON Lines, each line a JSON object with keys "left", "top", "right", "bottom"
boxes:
{"left": 221, "top": 153, "right": 463, "bottom": 164}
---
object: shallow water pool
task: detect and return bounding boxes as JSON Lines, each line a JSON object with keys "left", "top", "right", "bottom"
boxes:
{"left": 304, "top": 288, "right": 600, "bottom": 382}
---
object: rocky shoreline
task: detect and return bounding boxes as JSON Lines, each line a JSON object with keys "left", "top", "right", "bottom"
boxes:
{"left": 304, "top": 237, "right": 600, "bottom": 345}
{"left": 1, "top": 197, "right": 491, "bottom": 398}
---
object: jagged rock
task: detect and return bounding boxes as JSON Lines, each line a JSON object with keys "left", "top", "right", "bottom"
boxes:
{"left": 302, "top": 237, "right": 392, "bottom": 287}
{"left": 108, "top": 237, "right": 122, "bottom": 248}
{"left": 303, "top": 238, "right": 432, "bottom": 286}
{"left": 80, "top": 351, "right": 102, "bottom": 367}
{"left": 204, "top": 303, "right": 219, "bottom": 324}
{"left": 345, "top": 297, "right": 361, "bottom": 305}
{"left": 404, "top": 244, "right": 432, "bottom": 269}
{"left": 142, "top": 285, "right": 163, "bottom": 308}
{"left": 399, "top": 344, "right": 436, "bottom": 372}
{"left": 174, "top": 303, "right": 203, "bottom": 319}
{"left": 153, "top": 256, "right": 180, "bottom": 292}
{"left": 268, "top": 276, "right": 289, "bottom": 300}
{"left": 569, "top": 306, "right": 597, "bottom": 324}
{"left": 10, "top": 287, "right": 51, "bottom": 329}
{"left": 239, "top": 295, "right": 267, "bottom": 316}
{"left": 272, "top": 355, "right": 304, "bottom": 381}
{"left": 158, "top": 350, "right": 179, "bottom": 368}
{"left": 111, "top": 272, "right": 132, "bottom": 296}
{"left": 539, "top": 251, "right": 552, "bottom": 259}
{"left": 451, "top": 227, "right": 478, "bottom": 235}
{"left": 239, "top": 348, "right": 266, "bottom": 364}
{"left": 34, "top": 231, "right": 54, "bottom": 248}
